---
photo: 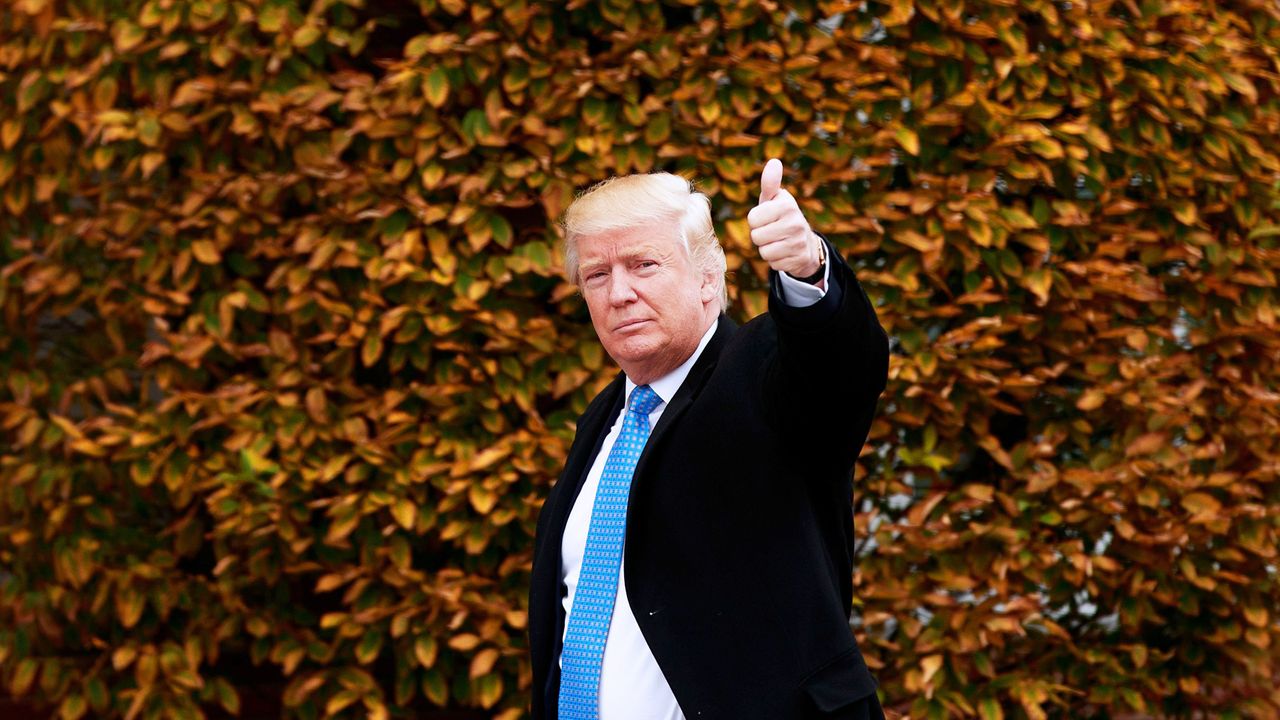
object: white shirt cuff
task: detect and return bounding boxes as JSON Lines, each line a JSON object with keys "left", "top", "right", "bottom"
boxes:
{"left": 776, "top": 262, "right": 829, "bottom": 307}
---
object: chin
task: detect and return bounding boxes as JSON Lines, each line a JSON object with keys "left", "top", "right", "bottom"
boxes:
{"left": 606, "top": 335, "right": 667, "bottom": 369}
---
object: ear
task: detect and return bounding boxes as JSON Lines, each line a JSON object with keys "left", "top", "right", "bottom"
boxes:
{"left": 699, "top": 267, "right": 719, "bottom": 305}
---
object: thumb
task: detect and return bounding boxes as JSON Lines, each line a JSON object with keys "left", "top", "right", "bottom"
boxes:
{"left": 759, "top": 158, "right": 783, "bottom": 203}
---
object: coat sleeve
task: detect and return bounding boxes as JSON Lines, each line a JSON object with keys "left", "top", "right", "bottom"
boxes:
{"left": 763, "top": 233, "right": 890, "bottom": 472}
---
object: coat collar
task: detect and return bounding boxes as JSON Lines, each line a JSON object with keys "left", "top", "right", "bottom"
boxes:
{"left": 624, "top": 318, "right": 719, "bottom": 410}
{"left": 632, "top": 313, "right": 734, "bottom": 469}
{"left": 560, "top": 312, "right": 737, "bottom": 513}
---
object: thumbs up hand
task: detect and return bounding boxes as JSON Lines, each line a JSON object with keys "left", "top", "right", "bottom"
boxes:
{"left": 747, "top": 158, "right": 823, "bottom": 280}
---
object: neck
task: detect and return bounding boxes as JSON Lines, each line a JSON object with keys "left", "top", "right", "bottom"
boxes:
{"left": 622, "top": 311, "right": 718, "bottom": 385}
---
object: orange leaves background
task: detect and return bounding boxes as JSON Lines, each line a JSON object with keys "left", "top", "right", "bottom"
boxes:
{"left": 1, "top": 0, "right": 1279, "bottom": 718}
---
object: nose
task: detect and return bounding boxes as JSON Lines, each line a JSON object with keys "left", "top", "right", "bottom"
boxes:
{"left": 607, "top": 270, "right": 638, "bottom": 306}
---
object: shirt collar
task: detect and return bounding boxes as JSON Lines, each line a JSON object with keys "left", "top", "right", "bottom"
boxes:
{"left": 624, "top": 318, "right": 719, "bottom": 412}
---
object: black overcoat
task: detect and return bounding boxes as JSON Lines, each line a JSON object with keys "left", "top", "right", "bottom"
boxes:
{"left": 529, "top": 237, "right": 891, "bottom": 719}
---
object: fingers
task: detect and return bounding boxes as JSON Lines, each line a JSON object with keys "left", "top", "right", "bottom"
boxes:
{"left": 750, "top": 214, "right": 808, "bottom": 247}
{"left": 759, "top": 157, "right": 783, "bottom": 203}
{"left": 756, "top": 237, "right": 798, "bottom": 265}
{"left": 755, "top": 233, "right": 816, "bottom": 274}
{"left": 746, "top": 187, "right": 794, "bottom": 227}
{"left": 751, "top": 156, "right": 818, "bottom": 277}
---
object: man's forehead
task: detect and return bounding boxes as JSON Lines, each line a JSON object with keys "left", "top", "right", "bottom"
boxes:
{"left": 578, "top": 227, "right": 682, "bottom": 258}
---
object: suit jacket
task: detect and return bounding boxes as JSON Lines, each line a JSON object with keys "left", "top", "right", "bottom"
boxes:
{"left": 529, "top": 237, "right": 890, "bottom": 719}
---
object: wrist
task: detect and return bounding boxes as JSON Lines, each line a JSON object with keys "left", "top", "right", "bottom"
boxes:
{"left": 790, "top": 234, "right": 826, "bottom": 284}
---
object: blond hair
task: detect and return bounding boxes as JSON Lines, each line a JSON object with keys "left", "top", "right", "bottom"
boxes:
{"left": 561, "top": 172, "right": 729, "bottom": 311}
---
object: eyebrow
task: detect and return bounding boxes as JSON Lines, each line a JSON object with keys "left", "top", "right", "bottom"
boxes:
{"left": 579, "top": 245, "right": 668, "bottom": 273}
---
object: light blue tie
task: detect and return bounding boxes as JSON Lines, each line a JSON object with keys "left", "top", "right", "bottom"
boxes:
{"left": 559, "top": 384, "right": 663, "bottom": 719}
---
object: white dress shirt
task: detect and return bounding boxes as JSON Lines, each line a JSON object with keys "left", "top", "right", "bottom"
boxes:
{"left": 559, "top": 268, "right": 828, "bottom": 719}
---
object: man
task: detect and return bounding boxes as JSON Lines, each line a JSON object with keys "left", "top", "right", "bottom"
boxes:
{"left": 528, "top": 159, "right": 890, "bottom": 719}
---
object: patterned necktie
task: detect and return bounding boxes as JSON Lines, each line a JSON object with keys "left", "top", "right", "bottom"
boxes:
{"left": 558, "top": 384, "right": 663, "bottom": 719}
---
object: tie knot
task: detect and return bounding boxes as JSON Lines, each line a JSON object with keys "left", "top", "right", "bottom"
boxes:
{"left": 628, "top": 385, "right": 662, "bottom": 416}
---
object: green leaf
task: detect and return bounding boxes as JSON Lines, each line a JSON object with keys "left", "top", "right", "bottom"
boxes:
{"left": 362, "top": 332, "right": 383, "bottom": 367}
{"left": 474, "top": 673, "right": 503, "bottom": 709}
{"left": 59, "top": 693, "right": 87, "bottom": 720}
{"left": 292, "top": 23, "right": 322, "bottom": 48}
{"left": 392, "top": 499, "right": 417, "bottom": 530}
{"left": 11, "top": 658, "right": 38, "bottom": 696}
{"left": 85, "top": 677, "right": 109, "bottom": 711}
{"left": 1024, "top": 268, "right": 1052, "bottom": 303}
{"left": 425, "top": 66, "right": 450, "bottom": 107}
{"left": 461, "top": 109, "right": 492, "bottom": 144}
{"left": 582, "top": 96, "right": 608, "bottom": 126}
{"left": 1222, "top": 72, "right": 1257, "bottom": 103}
{"left": 325, "top": 689, "right": 360, "bottom": 716}
{"left": 405, "top": 34, "right": 433, "bottom": 60}
{"left": 414, "top": 636, "right": 438, "bottom": 668}
{"left": 999, "top": 207, "right": 1039, "bottom": 230}
{"left": 111, "top": 20, "right": 146, "bottom": 53}
{"left": 213, "top": 677, "right": 240, "bottom": 714}
{"left": 257, "top": 2, "right": 289, "bottom": 32}
{"left": 526, "top": 241, "right": 552, "bottom": 270}
{"left": 894, "top": 126, "right": 919, "bottom": 155}
{"left": 422, "top": 669, "right": 449, "bottom": 706}
{"left": 137, "top": 116, "right": 162, "bottom": 147}
{"left": 355, "top": 629, "right": 383, "bottom": 665}
{"left": 639, "top": 111, "right": 668, "bottom": 146}
{"left": 490, "top": 213, "right": 513, "bottom": 248}
{"left": 1246, "top": 225, "right": 1280, "bottom": 240}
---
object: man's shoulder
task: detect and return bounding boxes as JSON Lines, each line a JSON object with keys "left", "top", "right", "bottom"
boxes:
{"left": 729, "top": 309, "right": 780, "bottom": 347}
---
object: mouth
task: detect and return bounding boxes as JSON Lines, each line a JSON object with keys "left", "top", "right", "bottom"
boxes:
{"left": 613, "top": 319, "right": 651, "bottom": 332}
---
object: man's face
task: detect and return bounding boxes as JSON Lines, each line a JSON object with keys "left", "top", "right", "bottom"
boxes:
{"left": 577, "top": 224, "right": 716, "bottom": 385}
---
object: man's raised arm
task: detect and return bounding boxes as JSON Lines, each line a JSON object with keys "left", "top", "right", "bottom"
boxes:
{"left": 747, "top": 158, "right": 890, "bottom": 469}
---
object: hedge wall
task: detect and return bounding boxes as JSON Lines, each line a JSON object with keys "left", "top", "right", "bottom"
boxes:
{"left": 2, "top": 0, "right": 1279, "bottom": 718}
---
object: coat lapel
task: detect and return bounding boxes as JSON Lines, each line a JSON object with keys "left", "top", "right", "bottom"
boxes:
{"left": 546, "top": 374, "right": 625, "bottom": 545}
{"left": 630, "top": 313, "right": 736, "bottom": 489}
{"left": 550, "top": 312, "right": 737, "bottom": 539}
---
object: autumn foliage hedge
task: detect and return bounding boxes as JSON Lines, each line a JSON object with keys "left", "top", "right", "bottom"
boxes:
{"left": 2, "top": 0, "right": 1280, "bottom": 718}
